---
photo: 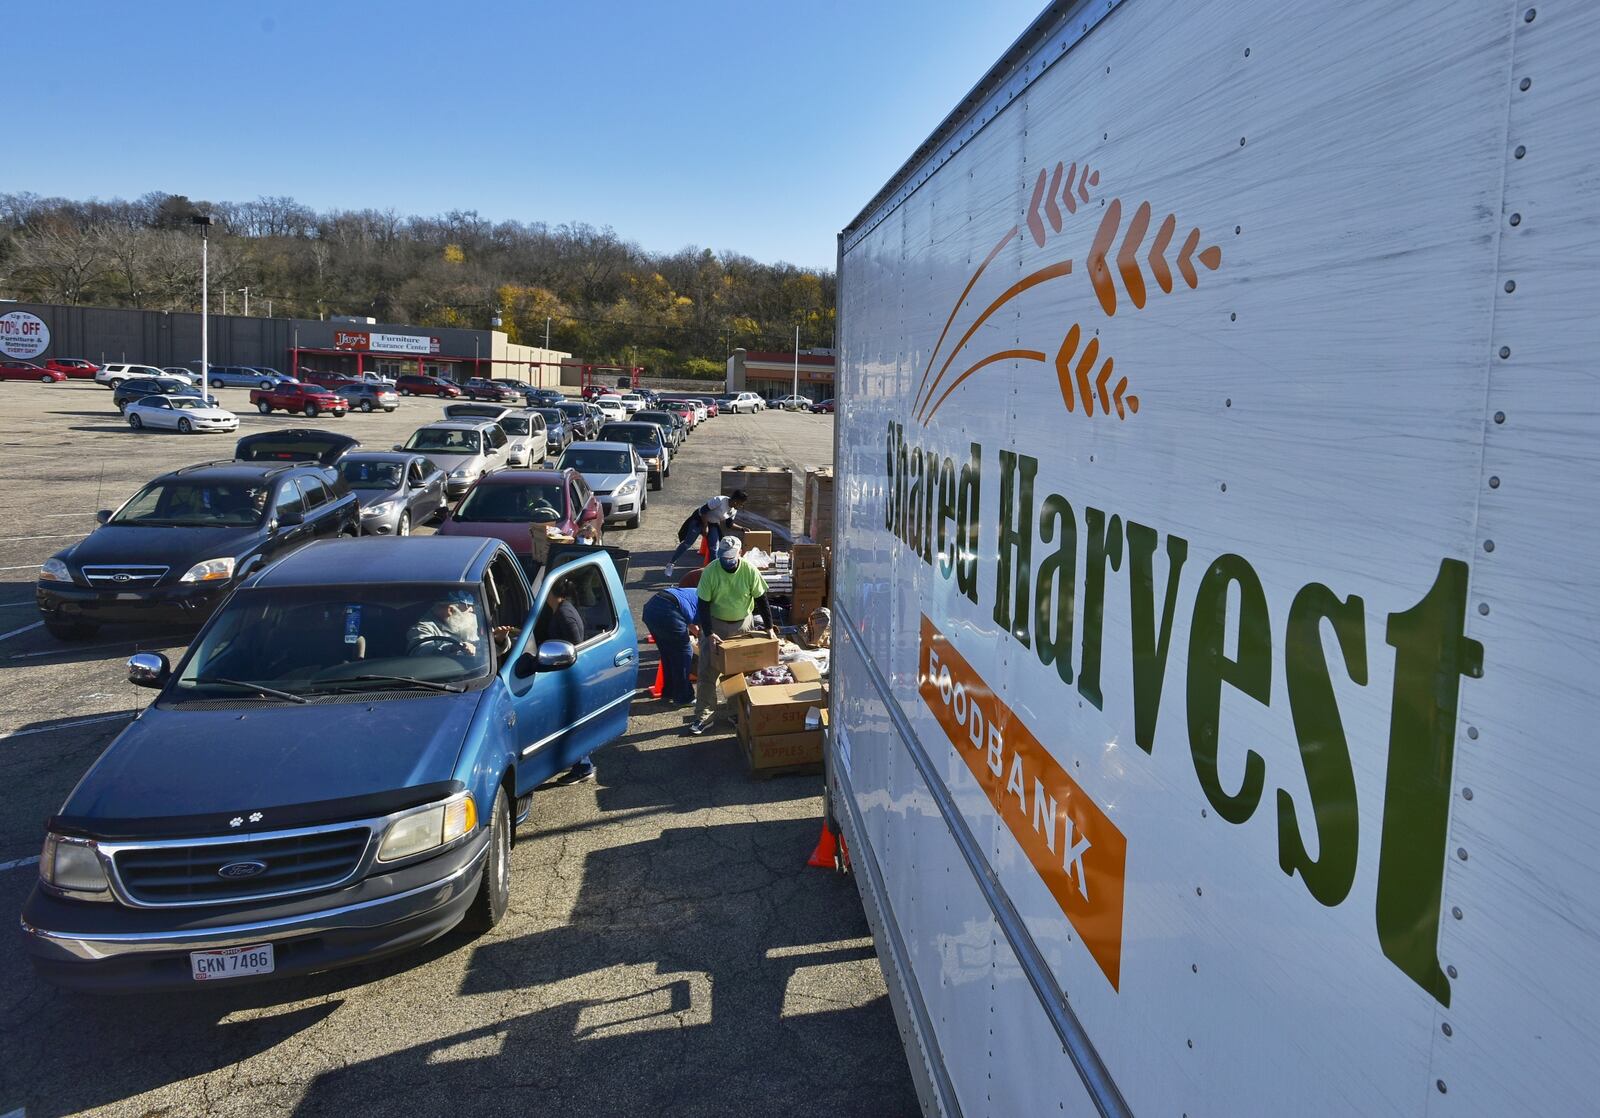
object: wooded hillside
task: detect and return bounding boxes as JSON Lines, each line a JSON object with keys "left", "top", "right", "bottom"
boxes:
{"left": 0, "top": 192, "right": 835, "bottom": 377}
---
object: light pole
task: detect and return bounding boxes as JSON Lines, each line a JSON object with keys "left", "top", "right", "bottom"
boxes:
{"left": 793, "top": 324, "right": 800, "bottom": 403}
{"left": 190, "top": 214, "right": 216, "bottom": 401}
{"left": 240, "top": 287, "right": 250, "bottom": 316}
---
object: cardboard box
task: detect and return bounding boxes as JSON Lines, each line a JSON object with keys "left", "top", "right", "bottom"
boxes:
{"left": 792, "top": 568, "right": 827, "bottom": 593}
{"left": 722, "top": 660, "right": 825, "bottom": 737}
{"left": 713, "top": 633, "right": 780, "bottom": 677}
{"left": 791, "top": 543, "right": 825, "bottom": 571}
{"left": 740, "top": 530, "right": 773, "bottom": 554}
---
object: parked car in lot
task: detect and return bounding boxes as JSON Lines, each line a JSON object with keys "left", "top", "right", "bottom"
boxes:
{"left": 46, "top": 358, "right": 99, "bottom": 379}
{"left": 337, "top": 452, "right": 446, "bottom": 536}
{"left": 207, "top": 365, "right": 292, "bottom": 390}
{"left": 21, "top": 535, "right": 636, "bottom": 992}
{"left": 2, "top": 360, "right": 67, "bottom": 383}
{"left": 527, "top": 388, "right": 566, "bottom": 407}
{"left": 299, "top": 370, "right": 361, "bottom": 391}
{"left": 97, "top": 363, "right": 177, "bottom": 388}
{"left": 438, "top": 468, "right": 604, "bottom": 558}
{"left": 810, "top": 398, "right": 835, "bottom": 413}
{"left": 335, "top": 383, "right": 399, "bottom": 413}
{"left": 463, "top": 378, "right": 523, "bottom": 404}
{"left": 124, "top": 395, "right": 238, "bottom": 434}
{"left": 632, "top": 409, "right": 684, "bottom": 450}
{"left": 396, "top": 420, "right": 509, "bottom": 498}
{"left": 772, "top": 394, "right": 812, "bottom": 411}
{"left": 594, "top": 395, "right": 627, "bottom": 422}
{"left": 396, "top": 373, "right": 462, "bottom": 398}
{"left": 663, "top": 401, "right": 699, "bottom": 430}
{"left": 113, "top": 377, "right": 203, "bottom": 411}
{"left": 558, "top": 442, "right": 648, "bottom": 529}
{"left": 617, "top": 392, "right": 646, "bottom": 415}
{"left": 355, "top": 371, "right": 396, "bottom": 386}
{"left": 251, "top": 382, "right": 349, "bottom": 418}
{"left": 34, "top": 458, "right": 360, "bottom": 640}
{"left": 580, "top": 384, "right": 606, "bottom": 401}
{"left": 596, "top": 421, "right": 670, "bottom": 490}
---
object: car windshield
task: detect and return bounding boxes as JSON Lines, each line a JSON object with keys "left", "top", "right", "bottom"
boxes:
{"left": 169, "top": 397, "right": 210, "bottom": 411}
{"left": 171, "top": 585, "right": 494, "bottom": 700}
{"left": 111, "top": 480, "right": 268, "bottom": 527}
{"left": 599, "top": 426, "right": 657, "bottom": 450}
{"left": 404, "top": 428, "right": 482, "bottom": 454}
{"left": 558, "top": 404, "right": 586, "bottom": 417}
{"left": 561, "top": 449, "right": 631, "bottom": 474}
{"left": 636, "top": 411, "right": 672, "bottom": 424}
{"left": 535, "top": 409, "right": 563, "bottom": 424}
{"left": 455, "top": 482, "right": 565, "bottom": 523}
{"left": 339, "top": 460, "right": 404, "bottom": 490}
{"left": 499, "top": 416, "right": 532, "bottom": 435}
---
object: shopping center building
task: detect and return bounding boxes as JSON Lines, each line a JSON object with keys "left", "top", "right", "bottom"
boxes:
{"left": 0, "top": 301, "right": 572, "bottom": 386}
{"left": 724, "top": 348, "right": 835, "bottom": 402}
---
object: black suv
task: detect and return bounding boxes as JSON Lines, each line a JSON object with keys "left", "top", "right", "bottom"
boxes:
{"left": 113, "top": 377, "right": 203, "bottom": 412}
{"left": 36, "top": 448, "right": 360, "bottom": 639}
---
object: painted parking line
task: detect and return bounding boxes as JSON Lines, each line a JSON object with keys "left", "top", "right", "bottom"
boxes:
{"left": 0, "top": 534, "right": 84, "bottom": 542}
{"left": 0, "top": 712, "right": 135, "bottom": 744}
{"left": 0, "top": 621, "right": 43, "bottom": 643}
{"left": 0, "top": 856, "right": 41, "bottom": 874}
{"left": 0, "top": 565, "right": 41, "bottom": 572}
{"left": 0, "top": 601, "right": 34, "bottom": 610}
{"left": 10, "top": 635, "right": 188, "bottom": 660}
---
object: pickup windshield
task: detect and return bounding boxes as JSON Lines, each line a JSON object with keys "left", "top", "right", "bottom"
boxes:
{"left": 170, "top": 585, "right": 497, "bottom": 701}
{"left": 455, "top": 482, "right": 565, "bottom": 523}
{"left": 404, "top": 429, "right": 482, "bottom": 455}
{"left": 110, "top": 480, "right": 268, "bottom": 527}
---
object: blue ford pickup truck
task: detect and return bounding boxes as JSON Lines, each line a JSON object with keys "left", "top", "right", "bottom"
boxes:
{"left": 21, "top": 536, "right": 636, "bottom": 991}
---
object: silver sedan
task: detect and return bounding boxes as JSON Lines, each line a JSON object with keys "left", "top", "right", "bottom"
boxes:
{"left": 336, "top": 452, "right": 448, "bottom": 536}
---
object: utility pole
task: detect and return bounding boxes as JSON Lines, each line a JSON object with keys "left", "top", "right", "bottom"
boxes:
{"left": 544, "top": 316, "right": 551, "bottom": 350}
{"left": 222, "top": 289, "right": 228, "bottom": 316}
{"left": 793, "top": 324, "right": 800, "bottom": 402}
{"left": 190, "top": 214, "right": 217, "bottom": 402}
{"left": 240, "top": 287, "right": 250, "bottom": 316}
{"left": 266, "top": 298, "right": 272, "bottom": 318}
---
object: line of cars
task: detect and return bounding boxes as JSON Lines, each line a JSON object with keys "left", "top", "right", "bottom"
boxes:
{"left": 23, "top": 420, "right": 639, "bottom": 989}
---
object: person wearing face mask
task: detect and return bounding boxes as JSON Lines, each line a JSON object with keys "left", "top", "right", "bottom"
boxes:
{"left": 687, "top": 536, "right": 773, "bottom": 736}
{"left": 663, "top": 490, "right": 747, "bottom": 578}
{"left": 407, "top": 590, "right": 514, "bottom": 661}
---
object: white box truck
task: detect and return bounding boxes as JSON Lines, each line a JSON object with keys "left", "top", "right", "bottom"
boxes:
{"left": 829, "top": 1, "right": 1599, "bottom": 1114}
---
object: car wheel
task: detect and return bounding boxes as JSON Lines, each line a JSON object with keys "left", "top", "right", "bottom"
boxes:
{"left": 626, "top": 509, "right": 641, "bottom": 529}
{"left": 260, "top": 380, "right": 273, "bottom": 390}
{"left": 127, "top": 413, "right": 142, "bottom": 429}
{"left": 211, "top": 378, "right": 224, "bottom": 388}
{"left": 177, "top": 417, "right": 193, "bottom": 433}
{"left": 305, "top": 403, "right": 320, "bottom": 418}
{"left": 109, "top": 378, "right": 124, "bottom": 389}
{"left": 360, "top": 399, "right": 374, "bottom": 412}
{"left": 464, "top": 785, "right": 511, "bottom": 933}
{"left": 257, "top": 401, "right": 273, "bottom": 414}
{"left": 397, "top": 511, "right": 411, "bottom": 537}
{"left": 40, "top": 374, "right": 54, "bottom": 383}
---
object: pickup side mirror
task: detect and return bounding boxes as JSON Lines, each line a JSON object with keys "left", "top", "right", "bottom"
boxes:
{"left": 127, "top": 652, "right": 171, "bottom": 689}
{"left": 514, "top": 639, "right": 577, "bottom": 678}
{"left": 96, "top": 509, "right": 112, "bottom": 524}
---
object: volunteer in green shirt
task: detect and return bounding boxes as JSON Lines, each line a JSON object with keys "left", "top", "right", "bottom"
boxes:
{"left": 688, "top": 536, "right": 774, "bottom": 735}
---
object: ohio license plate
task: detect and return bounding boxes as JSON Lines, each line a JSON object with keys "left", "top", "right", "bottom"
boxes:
{"left": 190, "top": 943, "right": 275, "bottom": 981}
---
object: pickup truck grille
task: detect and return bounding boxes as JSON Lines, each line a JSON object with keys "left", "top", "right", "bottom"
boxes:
{"left": 82, "top": 564, "right": 169, "bottom": 587}
{"left": 113, "top": 827, "right": 371, "bottom": 905}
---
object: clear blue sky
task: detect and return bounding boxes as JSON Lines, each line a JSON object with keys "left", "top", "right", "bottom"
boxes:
{"left": 11, "top": 0, "right": 1046, "bottom": 270}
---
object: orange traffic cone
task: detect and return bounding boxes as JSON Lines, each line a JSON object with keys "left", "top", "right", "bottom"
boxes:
{"left": 649, "top": 662, "right": 664, "bottom": 698}
{"left": 807, "top": 824, "right": 849, "bottom": 870}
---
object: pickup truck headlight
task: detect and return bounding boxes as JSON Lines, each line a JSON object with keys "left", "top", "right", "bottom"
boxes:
{"left": 362, "top": 500, "right": 398, "bottom": 518}
{"left": 38, "top": 557, "right": 71, "bottom": 582}
{"left": 179, "top": 557, "right": 236, "bottom": 583}
{"left": 377, "top": 793, "right": 477, "bottom": 862}
{"left": 40, "top": 834, "right": 112, "bottom": 899}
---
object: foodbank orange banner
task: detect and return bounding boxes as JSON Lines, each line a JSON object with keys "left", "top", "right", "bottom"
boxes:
{"left": 919, "top": 614, "right": 1127, "bottom": 989}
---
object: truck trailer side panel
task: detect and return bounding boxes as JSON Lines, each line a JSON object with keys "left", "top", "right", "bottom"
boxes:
{"left": 833, "top": 1, "right": 1600, "bottom": 1115}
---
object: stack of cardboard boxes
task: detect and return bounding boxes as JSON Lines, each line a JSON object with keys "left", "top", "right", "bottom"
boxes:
{"left": 789, "top": 543, "right": 827, "bottom": 623}
{"left": 721, "top": 465, "right": 793, "bottom": 531}
{"left": 714, "top": 634, "right": 828, "bottom": 775}
{"left": 802, "top": 466, "right": 834, "bottom": 547}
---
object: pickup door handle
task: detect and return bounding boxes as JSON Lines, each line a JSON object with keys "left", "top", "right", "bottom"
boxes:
{"left": 614, "top": 649, "right": 635, "bottom": 666}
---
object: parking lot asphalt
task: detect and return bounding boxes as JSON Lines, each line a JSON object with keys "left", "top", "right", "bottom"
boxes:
{"left": 0, "top": 383, "right": 915, "bottom": 1118}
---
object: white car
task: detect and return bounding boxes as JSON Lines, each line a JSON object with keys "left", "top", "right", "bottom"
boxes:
{"left": 727, "top": 392, "right": 764, "bottom": 414}
{"left": 618, "top": 392, "right": 645, "bottom": 415}
{"left": 124, "top": 395, "right": 239, "bottom": 433}
{"left": 774, "top": 394, "right": 812, "bottom": 411}
{"left": 595, "top": 395, "right": 628, "bottom": 422}
{"left": 97, "top": 363, "right": 174, "bottom": 389}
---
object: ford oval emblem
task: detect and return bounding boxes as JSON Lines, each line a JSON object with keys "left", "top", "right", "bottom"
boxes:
{"left": 217, "top": 860, "right": 268, "bottom": 880}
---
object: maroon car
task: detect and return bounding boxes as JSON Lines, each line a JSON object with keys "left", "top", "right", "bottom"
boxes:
{"left": 0, "top": 361, "right": 65, "bottom": 382}
{"left": 46, "top": 358, "right": 99, "bottom": 379}
{"left": 436, "top": 468, "right": 603, "bottom": 562}
{"left": 463, "top": 378, "right": 522, "bottom": 403}
{"left": 396, "top": 373, "right": 462, "bottom": 398}
{"left": 299, "top": 369, "right": 360, "bottom": 390}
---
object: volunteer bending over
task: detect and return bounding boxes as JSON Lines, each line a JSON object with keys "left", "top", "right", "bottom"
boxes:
{"left": 687, "top": 537, "right": 773, "bottom": 736}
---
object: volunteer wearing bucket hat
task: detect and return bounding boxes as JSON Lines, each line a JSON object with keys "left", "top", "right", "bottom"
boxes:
{"left": 687, "top": 536, "right": 774, "bottom": 735}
